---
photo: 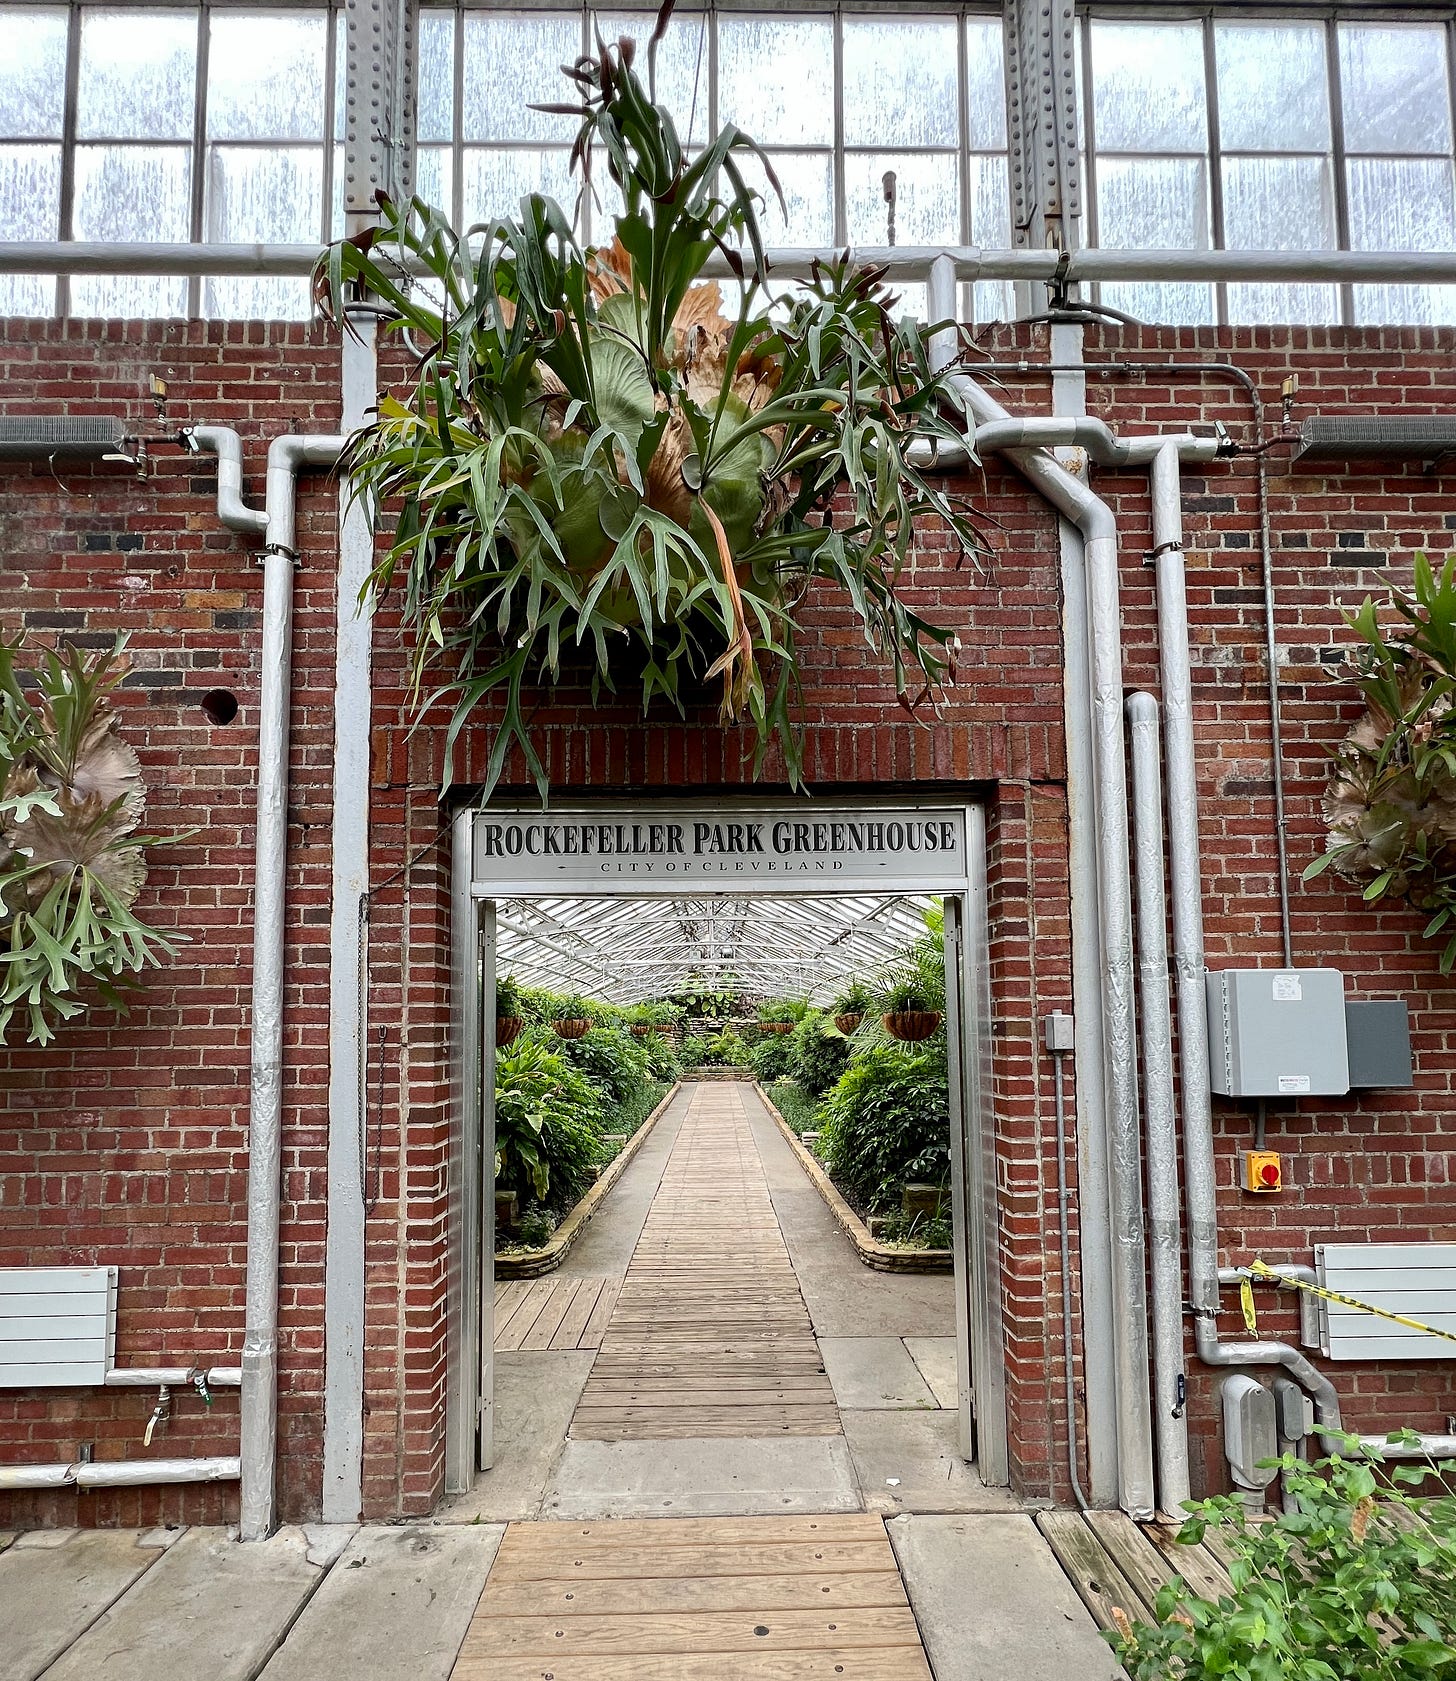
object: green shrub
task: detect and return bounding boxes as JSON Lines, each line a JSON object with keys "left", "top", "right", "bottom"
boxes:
{"left": 494, "top": 1031, "right": 604, "bottom": 1209}
{"left": 1110, "top": 1435, "right": 1456, "bottom": 1681}
{"left": 831, "top": 978, "right": 874, "bottom": 1016}
{"left": 604, "top": 1079, "right": 670, "bottom": 1139}
{"left": 637, "top": 1029, "right": 682, "bottom": 1083}
{"left": 767, "top": 1082, "right": 821, "bottom": 1138}
{"left": 555, "top": 1024, "right": 651, "bottom": 1104}
{"left": 679, "top": 1031, "right": 706, "bottom": 1066}
{"left": 819, "top": 1043, "right": 949, "bottom": 1212}
{"left": 792, "top": 1010, "right": 851, "bottom": 1096}
{"left": 876, "top": 1208, "right": 952, "bottom": 1249}
{"left": 750, "top": 1028, "right": 798, "bottom": 1082}
{"left": 494, "top": 973, "right": 523, "bottom": 1018}
{"left": 700, "top": 1028, "right": 749, "bottom": 1066}
{"left": 757, "top": 996, "right": 811, "bottom": 1024}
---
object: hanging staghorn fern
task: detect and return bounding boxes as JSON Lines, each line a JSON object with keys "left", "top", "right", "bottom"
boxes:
{"left": 0, "top": 636, "right": 187, "bottom": 1045}
{"left": 314, "top": 19, "right": 991, "bottom": 800}
{"left": 1305, "top": 553, "right": 1456, "bottom": 972}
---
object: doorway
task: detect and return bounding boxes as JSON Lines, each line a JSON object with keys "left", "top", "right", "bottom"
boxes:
{"left": 444, "top": 799, "right": 1005, "bottom": 1503}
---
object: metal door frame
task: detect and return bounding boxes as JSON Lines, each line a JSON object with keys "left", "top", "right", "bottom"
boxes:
{"left": 445, "top": 800, "right": 1005, "bottom": 1494}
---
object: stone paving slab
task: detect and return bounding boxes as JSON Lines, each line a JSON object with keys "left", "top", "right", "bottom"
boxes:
{"left": 819, "top": 1337, "right": 939, "bottom": 1410}
{"left": 904, "top": 1336, "right": 960, "bottom": 1409}
{"left": 0, "top": 1527, "right": 172, "bottom": 1681}
{"left": 888, "top": 1513, "right": 1122, "bottom": 1680}
{"left": 842, "top": 1410, "right": 1020, "bottom": 1515}
{"left": 260, "top": 1525, "right": 504, "bottom": 1681}
{"left": 39, "top": 1525, "right": 329, "bottom": 1681}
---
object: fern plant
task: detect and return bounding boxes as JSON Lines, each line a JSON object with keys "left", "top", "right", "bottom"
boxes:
{"left": 0, "top": 636, "right": 186, "bottom": 1045}
{"left": 314, "top": 22, "right": 987, "bottom": 799}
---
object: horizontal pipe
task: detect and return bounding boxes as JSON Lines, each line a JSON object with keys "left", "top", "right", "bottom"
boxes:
{"left": 4, "top": 241, "right": 1456, "bottom": 287}
{"left": 104, "top": 1367, "right": 242, "bottom": 1389}
{"left": 1218, "top": 1265, "right": 1321, "bottom": 1349}
{"left": 181, "top": 426, "right": 268, "bottom": 538}
{"left": 0, "top": 1456, "right": 240, "bottom": 1491}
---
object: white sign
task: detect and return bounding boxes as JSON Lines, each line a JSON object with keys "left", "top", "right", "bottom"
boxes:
{"left": 470, "top": 804, "right": 971, "bottom": 894}
{"left": 1272, "top": 975, "right": 1303, "bottom": 1002}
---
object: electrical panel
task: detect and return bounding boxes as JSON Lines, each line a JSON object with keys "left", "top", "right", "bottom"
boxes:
{"left": 1345, "top": 1000, "right": 1413, "bottom": 1089}
{"left": 1205, "top": 969, "right": 1349, "bottom": 1097}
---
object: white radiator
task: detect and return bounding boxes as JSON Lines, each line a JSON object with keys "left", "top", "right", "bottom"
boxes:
{"left": 0, "top": 1266, "right": 118, "bottom": 1386}
{"left": 1315, "top": 1242, "right": 1456, "bottom": 1362}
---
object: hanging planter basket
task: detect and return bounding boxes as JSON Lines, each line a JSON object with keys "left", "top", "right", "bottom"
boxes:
{"left": 759, "top": 1022, "right": 794, "bottom": 1036}
{"left": 553, "top": 1018, "right": 592, "bottom": 1040}
{"left": 654, "top": 1023, "right": 675, "bottom": 1036}
{"left": 833, "top": 1013, "right": 863, "bottom": 1035}
{"left": 629, "top": 1023, "right": 655, "bottom": 1038}
{"left": 882, "top": 1010, "right": 943, "bottom": 1043}
{"left": 496, "top": 1015, "right": 526, "bottom": 1047}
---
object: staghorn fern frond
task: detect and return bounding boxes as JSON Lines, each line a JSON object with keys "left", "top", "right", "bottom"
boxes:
{"left": 0, "top": 635, "right": 188, "bottom": 1044}
{"left": 314, "top": 22, "right": 991, "bottom": 802}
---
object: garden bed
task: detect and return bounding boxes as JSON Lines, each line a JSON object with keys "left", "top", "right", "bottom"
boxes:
{"left": 496, "top": 1081, "right": 680, "bottom": 1278}
{"left": 756, "top": 1082, "right": 952, "bottom": 1273}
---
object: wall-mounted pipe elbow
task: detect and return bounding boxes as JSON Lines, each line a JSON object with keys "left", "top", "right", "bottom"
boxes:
{"left": 263, "top": 434, "right": 345, "bottom": 557}
{"left": 182, "top": 426, "right": 268, "bottom": 538}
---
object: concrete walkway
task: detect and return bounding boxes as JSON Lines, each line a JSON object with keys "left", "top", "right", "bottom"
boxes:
{"left": 0, "top": 1082, "right": 1119, "bottom": 1680}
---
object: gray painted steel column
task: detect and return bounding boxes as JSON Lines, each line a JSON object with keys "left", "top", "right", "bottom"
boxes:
{"left": 322, "top": 316, "right": 377, "bottom": 1522}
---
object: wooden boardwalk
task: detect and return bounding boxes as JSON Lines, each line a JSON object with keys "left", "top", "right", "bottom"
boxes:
{"left": 494, "top": 1276, "right": 621, "bottom": 1352}
{"left": 1036, "top": 1507, "right": 1235, "bottom": 1632}
{"left": 452, "top": 1514, "right": 933, "bottom": 1680}
{"left": 571, "top": 1082, "right": 839, "bottom": 1440}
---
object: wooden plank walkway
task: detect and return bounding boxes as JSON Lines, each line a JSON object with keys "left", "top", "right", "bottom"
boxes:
{"left": 571, "top": 1082, "right": 839, "bottom": 1440}
{"left": 494, "top": 1276, "right": 621, "bottom": 1352}
{"left": 451, "top": 1514, "right": 933, "bottom": 1680}
{"left": 1036, "top": 1508, "right": 1234, "bottom": 1633}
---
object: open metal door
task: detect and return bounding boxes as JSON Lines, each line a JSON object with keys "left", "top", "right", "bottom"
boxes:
{"left": 942, "top": 809, "right": 1008, "bottom": 1482}
{"left": 478, "top": 901, "right": 497, "bottom": 1470}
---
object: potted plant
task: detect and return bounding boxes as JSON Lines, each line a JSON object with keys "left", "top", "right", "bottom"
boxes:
{"left": 756, "top": 997, "right": 806, "bottom": 1035}
{"left": 0, "top": 634, "right": 187, "bottom": 1045}
{"left": 552, "top": 994, "right": 594, "bottom": 1040}
{"left": 626, "top": 1001, "right": 659, "bottom": 1038}
{"left": 495, "top": 974, "right": 526, "bottom": 1046}
{"left": 831, "top": 979, "right": 873, "bottom": 1036}
{"left": 314, "top": 20, "right": 988, "bottom": 803}
{"left": 881, "top": 972, "right": 943, "bottom": 1042}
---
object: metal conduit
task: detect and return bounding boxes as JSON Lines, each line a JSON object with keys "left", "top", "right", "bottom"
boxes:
{"left": 0, "top": 1457, "right": 240, "bottom": 1491}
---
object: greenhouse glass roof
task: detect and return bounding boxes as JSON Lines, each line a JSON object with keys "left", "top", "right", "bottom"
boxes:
{"left": 494, "top": 892, "right": 937, "bottom": 1005}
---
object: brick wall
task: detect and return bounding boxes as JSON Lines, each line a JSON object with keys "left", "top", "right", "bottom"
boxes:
{"left": 1, "top": 315, "right": 1454, "bottom": 1526}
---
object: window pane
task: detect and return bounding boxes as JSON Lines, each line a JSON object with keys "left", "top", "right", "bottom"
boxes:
{"left": 843, "top": 18, "right": 958, "bottom": 149}
{"left": 205, "top": 276, "right": 310, "bottom": 320}
{"left": 598, "top": 11, "right": 712, "bottom": 146}
{"left": 72, "top": 144, "right": 190, "bottom": 318}
{"left": 208, "top": 13, "right": 327, "bottom": 142}
{"left": 0, "top": 142, "right": 60, "bottom": 314}
{"left": 462, "top": 147, "right": 575, "bottom": 226}
{"left": 417, "top": 11, "right": 454, "bottom": 144}
{"left": 845, "top": 153, "right": 958, "bottom": 247}
{"left": 1215, "top": 23, "right": 1329, "bottom": 153}
{"left": 1223, "top": 155, "right": 1333, "bottom": 250}
{"left": 1350, "top": 156, "right": 1456, "bottom": 325}
{"left": 414, "top": 144, "right": 454, "bottom": 226}
{"left": 968, "top": 152, "right": 1010, "bottom": 246}
{"left": 732, "top": 149, "right": 833, "bottom": 246}
{"left": 0, "top": 10, "right": 67, "bottom": 139}
{"left": 78, "top": 12, "right": 196, "bottom": 141}
{"left": 965, "top": 18, "right": 1008, "bottom": 151}
{"left": 461, "top": 13, "right": 579, "bottom": 145}
{"left": 1339, "top": 24, "right": 1452, "bottom": 157}
{"left": 1091, "top": 22, "right": 1206, "bottom": 153}
{"left": 1096, "top": 155, "right": 1212, "bottom": 326}
{"left": 718, "top": 17, "right": 833, "bottom": 147}
{"left": 208, "top": 144, "right": 323, "bottom": 240}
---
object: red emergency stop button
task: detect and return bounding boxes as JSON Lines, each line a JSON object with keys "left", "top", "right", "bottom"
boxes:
{"left": 1244, "top": 1150, "right": 1282, "bottom": 1193}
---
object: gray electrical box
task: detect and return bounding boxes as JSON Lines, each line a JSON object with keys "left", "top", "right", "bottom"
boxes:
{"left": 1222, "top": 1375, "right": 1279, "bottom": 1489}
{"left": 1346, "top": 1000, "right": 1413, "bottom": 1089}
{"left": 1205, "top": 969, "right": 1349, "bottom": 1097}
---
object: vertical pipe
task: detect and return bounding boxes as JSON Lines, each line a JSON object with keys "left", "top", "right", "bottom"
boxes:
{"left": 445, "top": 808, "right": 480, "bottom": 1494}
{"left": 322, "top": 316, "right": 377, "bottom": 1523}
{"left": 1150, "top": 444, "right": 1220, "bottom": 1334}
{"left": 1127, "top": 691, "right": 1191, "bottom": 1513}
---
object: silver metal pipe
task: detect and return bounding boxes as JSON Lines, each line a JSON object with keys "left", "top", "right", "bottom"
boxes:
{"left": 7, "top": 240, "right": 1456, "bottom": 286}
{"left": 104, "top": 1367, "right": 242, "bottom": 1388}
{"left": 0, "top": 1457, "right": 240, "bottom": 1491}
{"left": 240, "top": 431, "right": 343, "bottom": 1543}
{"left": 1127, "top": 692, "right": 1192, "bottom": 1515}
{"left": 1051, "top": 1033, "right": 1090, "bottom": 1512}
{"left": 181, "top": 426, "right": 268, "bottom": 537}
{"left": 930, "top": 255, "right": 1156, "bottom": 1518}
{"left": 1218, "top": 1265, "right": 1321, "bottom": 1349}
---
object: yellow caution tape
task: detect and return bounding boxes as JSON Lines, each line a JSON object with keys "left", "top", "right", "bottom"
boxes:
{"left": 1240, "top": 1276, "right": 1259, "bottom": 1334}
{"left": 1248, "top": 1259, "right": 1456, "bottom": 1347}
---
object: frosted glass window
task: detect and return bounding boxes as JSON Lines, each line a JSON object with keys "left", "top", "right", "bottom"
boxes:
{"left": 0, "top": 10, "right": 67, "bottom": 139}
{"left": 1097, "top": 155, "right": 1212, "bottom": 326}
{"left": 965, "top": 18, "right": 1008, "bottom": 151}
{"left": 208, "top": 145, "right": 324, "bottom": 241}
{"left": 417, "top": 12, "right": 455, "bottom": 145}
{"left": 845, "top": 153, "right": 959, "bottom": 248}
{"left": 462, "top": 146, "right": 575, "bottom": 224}
{"left": 718, "top": 17, "right": 833, "bottom": 148}
{"left": 1339, "top": 25, "right": 1452, "bottom": 157}
{"left": 415, "top": 145, "right": 454, "bottom": 221}
{"left": 732, "top": 150, "right": 834, "bottom": 247}
{"left": 208, "top": 14, "right": 327, "bottom": 142}
{"left": 0, "top": 142, "right": 60, "bottom": 315}
{"left": 598, "top": 10, "right": 711, "bottom": 145}
{"left": 1223, "top": 155, "right": 1334, "bottom": 251}
{"left": 1215, "top": 24, "right": 1330, "bottom": 153}
{"left": 842, "top": 18, "right": 959, "bottom": 149}
{"left": 72, "top": 144, "right": 190, "bottom": 318}
{"left": 1091, "top": 22, "right": 1206, "bottom": 153}
{"left": 968, "top": 153, "right": 1011, "bottom": 247}
{"left": 461, "top": 13, "right": 580, "bottom": 144}
{"left": 77, "top": 12, "right": 196, "bottom": 140}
